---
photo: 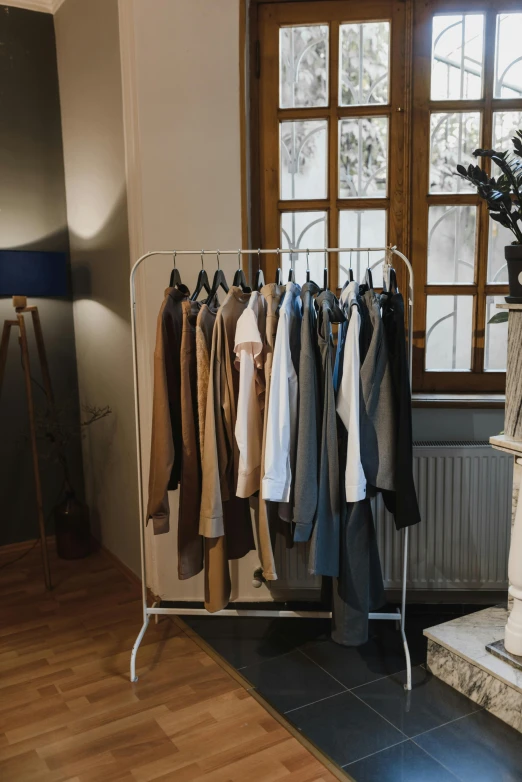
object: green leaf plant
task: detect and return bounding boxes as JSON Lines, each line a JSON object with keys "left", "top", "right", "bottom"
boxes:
{"left": 456, "top": 129, "right": 522, "bottom": 246}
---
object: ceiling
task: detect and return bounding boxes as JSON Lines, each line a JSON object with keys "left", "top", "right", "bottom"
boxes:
{"left": 2, "top": 0, "right": 66, "bottom": 13}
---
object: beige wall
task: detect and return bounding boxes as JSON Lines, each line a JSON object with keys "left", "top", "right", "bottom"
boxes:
{"left": 125, "top": 0, "right": 265, "bottom": 599}
{"left": 54, "top": 0, "right": 140, "bottom": 574}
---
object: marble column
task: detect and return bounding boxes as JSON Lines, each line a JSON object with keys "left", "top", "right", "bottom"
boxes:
{"left": 502, "top": 303, "right": 522, "bottom": 440}
{"left": 490, "top": 303, "right": 522, "bottom": 657}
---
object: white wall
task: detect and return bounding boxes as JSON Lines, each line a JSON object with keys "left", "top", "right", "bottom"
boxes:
{"left": 54, "top": 0, "right": 140, "bottom": 574}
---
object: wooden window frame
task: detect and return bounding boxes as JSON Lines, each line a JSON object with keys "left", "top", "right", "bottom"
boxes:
{"left": 256, "top": 0, "right": 410, "bottom": 289}
{"left": 250, "top": 0, "right": 519, "bottom": 394}
{"left": 411, "top": 0, "right": 521, "bottom": 394}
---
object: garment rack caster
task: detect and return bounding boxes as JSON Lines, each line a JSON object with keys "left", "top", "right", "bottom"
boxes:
{"left": 128, "top": 246, "right": 415, "bottom": 694}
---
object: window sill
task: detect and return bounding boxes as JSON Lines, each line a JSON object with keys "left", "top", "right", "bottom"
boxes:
{"left": 412, "top": 393, "right": 505, "bottom": 409}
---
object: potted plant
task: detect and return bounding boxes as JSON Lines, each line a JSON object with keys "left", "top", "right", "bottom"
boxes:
{"left": 457, "top": 130, "right": 522, "bottom": 303}
{"left": 36, "top": 402, "right": 112, "bottom": 559}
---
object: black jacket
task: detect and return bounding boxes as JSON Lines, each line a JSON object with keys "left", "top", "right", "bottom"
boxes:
{"left": 380, "top": 292, "right": 421, "bottom": 530}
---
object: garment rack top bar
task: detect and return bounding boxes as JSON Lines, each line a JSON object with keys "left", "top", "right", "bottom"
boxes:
{"left": 137, "top": 246, "right": 395, "bottom": 257}
{"left": 130, "top": 246, "right": 413, "bottom": 290}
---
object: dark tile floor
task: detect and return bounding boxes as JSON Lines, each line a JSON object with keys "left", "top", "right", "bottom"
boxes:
{"left": 184, "top": 605, "right": 522, "bottom": 782}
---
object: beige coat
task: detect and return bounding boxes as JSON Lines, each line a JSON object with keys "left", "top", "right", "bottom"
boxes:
{"left": 199, "top": 287, "right": 255, "bottom": 556}
{"left": 196, "top": 302, "right": 231, "bottom": 612}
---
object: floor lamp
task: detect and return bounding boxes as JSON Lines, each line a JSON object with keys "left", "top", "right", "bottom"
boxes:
{"left": 0, "top": 250, "right": 69, "bottom": 590}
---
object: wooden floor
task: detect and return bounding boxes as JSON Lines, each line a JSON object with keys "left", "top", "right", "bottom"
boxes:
{"left": 0, "top": 542, "right": 338, "bottom": 782}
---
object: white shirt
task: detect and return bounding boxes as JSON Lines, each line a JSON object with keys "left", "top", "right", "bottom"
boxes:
{"left": 336, "top": 281, "right": 367, "bottom": 502}
{"left": 262, "top": 282, "right": 301, "bottom": 502}
{"left": 234, "top": 291, "right": 266, "bottom": 498}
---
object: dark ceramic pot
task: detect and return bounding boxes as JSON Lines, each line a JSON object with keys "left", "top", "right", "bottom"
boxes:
{"left": 505, "top": 244, "right": 522, "bottom": 303}
{"left": 55, "top": 492, "right": 91, "bottom": 559}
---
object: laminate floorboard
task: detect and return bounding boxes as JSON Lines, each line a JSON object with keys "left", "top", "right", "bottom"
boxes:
{"left": 0, "top": 543, "right": 338, "bottom": 782}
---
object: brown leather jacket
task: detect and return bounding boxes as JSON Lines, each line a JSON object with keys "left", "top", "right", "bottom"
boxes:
{"left": 146, "top": 285, "right": 189, "bottom": 534}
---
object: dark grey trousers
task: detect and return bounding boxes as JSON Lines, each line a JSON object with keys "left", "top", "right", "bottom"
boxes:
{"left": 331, "top": 497, "right": 385, "bottom": 646}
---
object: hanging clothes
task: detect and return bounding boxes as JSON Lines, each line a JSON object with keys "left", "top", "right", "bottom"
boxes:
{"left": 256, "top": 282, "right": 285, "bottom": 581}
{"left": 178, "top": 300, "right": 204, "bottom": 580}
{"left": 332, "top": 284, "right": 386, "bottom": 646}
{"left": 196, "top": 300, "right": 231, "bottom": 613}
{"left": 262, "top": 281, "right": 301, "bottom": 514}
{"left": 196, "top": 301, "right": 218, "bottom": 455}
{"left": 147, "top": 283, "right": 190, "bottom": 534}
{"left": 293, "top": 281, "right": 321, "bottom": 542}
{"left": 360, "top": 288, "right": 396, "bottom": 494}
{"left": 234, "top": 291, "right": 267, "bottom": 498}
{"left": 380, "top": 291, "right": 421, "bottom": 530}
{"left": 336, "top": 281, "right": 366, "bottom": 504}
{"left": 309, "top": 290, "right": 343, "bottom": 578}
{"left": 199, "top": 286, "right": 255, "bottom": 556}
{"left": 331, "top": 495, "right": 385, "bottom": 647}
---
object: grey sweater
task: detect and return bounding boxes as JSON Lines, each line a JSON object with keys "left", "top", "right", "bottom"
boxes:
{"left": 309, "top": 290, "right": 345, "bottom": 577}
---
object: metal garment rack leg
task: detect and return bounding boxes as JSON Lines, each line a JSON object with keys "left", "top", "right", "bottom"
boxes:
{"left": 129, "top": 246, "right": 414, "bottom": 691}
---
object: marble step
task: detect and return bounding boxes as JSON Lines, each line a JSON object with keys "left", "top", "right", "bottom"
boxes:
{"left": 424, "top": 606, "right": 522, "bottom": 734}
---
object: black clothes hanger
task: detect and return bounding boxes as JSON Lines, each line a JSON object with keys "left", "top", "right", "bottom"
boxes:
{"left": 341, "top": 251, "right": 354, "bottom": 292}
{"left": 305, "top": 248, "right": 316, "bottom": 285}
{"left": 320, "top": 250, "right": 329, "bottom": 292}
{"left": 233, "top": 250, "right": 251, "bottom": 292}
{"left": 365, "top": 250, "right": 374, "bottom": 290}
{"left": 253, "top": 248, "right": 265, "bottom": 291}
{"left": 190, "top": 251, "right": 212, "bottom": 301}
{"left": 169, "top": 250, "right": 182, "bottom": 288}
{"left": 275, "top": 250, "right": 283, "bottom": 285}
{"left": 388, "top": 266, "right": 399, "bottom": 294}
{"left": 207, "top": 250, "right": 229, "bottom": 302}
{"left": 287, "top": 251, "right": 295, "bottom": 283}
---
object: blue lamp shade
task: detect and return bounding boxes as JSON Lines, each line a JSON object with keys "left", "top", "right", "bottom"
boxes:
{"left": 0, "top": 251, "right": 69, "bottom": 297}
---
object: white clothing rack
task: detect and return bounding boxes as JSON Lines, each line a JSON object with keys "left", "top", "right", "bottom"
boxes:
{"left": 129, "top": 246, "right": 415, "bottom": 691}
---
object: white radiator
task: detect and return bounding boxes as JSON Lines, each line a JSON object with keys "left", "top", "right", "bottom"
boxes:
{"left": 272, "top": 442, "right": 513, "bottom": 595}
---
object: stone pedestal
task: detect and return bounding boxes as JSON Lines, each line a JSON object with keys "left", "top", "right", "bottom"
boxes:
{"left": 423, "top": 304, "right": 522, "bottom": 731}
{"left": 425, "top": 608, "right": 522, "bottom": 733}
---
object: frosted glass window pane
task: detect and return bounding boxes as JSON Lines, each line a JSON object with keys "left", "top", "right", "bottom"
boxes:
{"left": 485, "top": 297, "right": 508, "bottom": 371}
{"left": 280, "top": 25, "right": 329, "bottom": 108}
{"left": 494, "top": 110, "right": 522, "bottom": 149}
{"left": 280, "top": 120, "right": 327, "bottom": 200}
{"left": 427, "top": 205, "right": 477, "bottom": 284}
{"left": 339, "top": 22, "right": 390, "bottom": 106}
{"left": 426, "top": 296, "right": 473, "bottom": 371}
{"left": 430, "top": 112, "right": 481, "bottom": 193}
{"left": 281, "top": 211, "right": 327, "bottom": 286}
{"left": 488, "top": 220, "right": 511, "bottom": 284}
{"left": 338, "top": 210, "right": 387, "bottom": 288}
{"left": 339, "top": 117, "right": 388, "bottom": 198}
{"left": 494, "top": 14, "right": 522, "bottom": 98}
{"left": 431, "top": 15, "right": 484, "bottom": 100}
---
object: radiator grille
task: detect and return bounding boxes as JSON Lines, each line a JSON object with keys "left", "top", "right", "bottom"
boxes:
{"left": 274, "top": 443, "right": 513, "bottom": 592}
